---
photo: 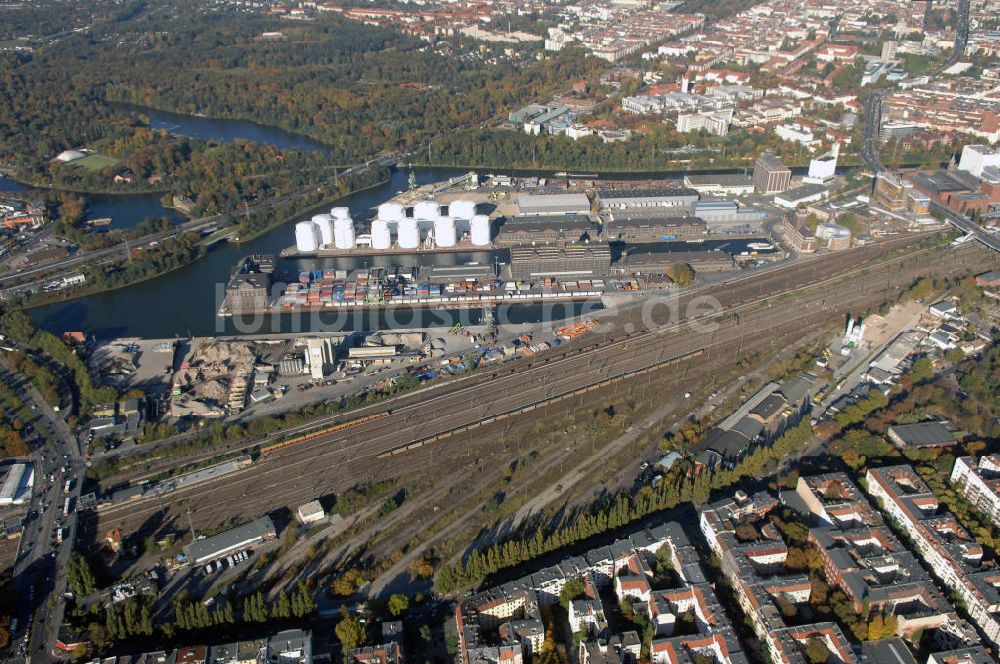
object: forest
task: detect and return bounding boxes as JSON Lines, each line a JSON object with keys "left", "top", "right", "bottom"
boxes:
{"left": 0, "top": 5, "right": 601, "bottom": 180}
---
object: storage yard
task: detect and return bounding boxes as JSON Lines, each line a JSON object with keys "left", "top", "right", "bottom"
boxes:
{"left": 279, "top": 173, "right": 780, "bottom": 258}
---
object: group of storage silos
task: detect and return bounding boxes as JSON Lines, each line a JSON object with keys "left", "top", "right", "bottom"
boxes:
{"left": 293, "top": 199, "right": 492, "bottom": 253}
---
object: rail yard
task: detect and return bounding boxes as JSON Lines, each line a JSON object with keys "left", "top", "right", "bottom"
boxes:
{"left": 85, "top": 234, "right": 995, "bottom": 544}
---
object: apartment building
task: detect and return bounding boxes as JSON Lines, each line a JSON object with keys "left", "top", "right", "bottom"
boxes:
{"left": 866, "top": 465, "right": 1000, "bottom": 648}
{"left": 793, "top": 473, "right": 958, "bottom": 635}
{"left": 950, "top": 456, "right": 1000, "bottom": 526}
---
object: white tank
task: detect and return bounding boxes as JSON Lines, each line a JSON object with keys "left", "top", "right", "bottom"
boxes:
{"left": 295, "top": 221, "right": 319, "bottom": 253}
{"left": 330, "top": 206, "right": 351, "bottom": 220}
{"left": 433, "top": 216, "right": 457, "bottom": 248}
{"left": 312, "top": 214, "right": 334, "bottom": 247}
{"left": 377, "top": 202, "right": 405, "bottom": 222}
{"left": 334, "top": 216, "right": 356, "bottom": 249}
{"left": 470, "top": 214, "right": 492, "bottom": 246}
{"left": 397, "top": 218, "right": 420, "bottom": 249}
{"left": 413, "top": 200, "right": 439, "bottom": 221}
{"left": 370, "top": 219, "right": 392, "bottom": 250}
{"left": 449, "top": 199, "right": 476, "bottom": 221}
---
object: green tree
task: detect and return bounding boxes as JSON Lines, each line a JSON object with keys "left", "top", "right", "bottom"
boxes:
{"left": 335, "top": 613, "right": 366, "bottom": 652}
{"left": 804, "top": 637, "right": 830, "bottom": 664}
{"left": 387, "top": 593, "right": 409, "bottom": 617}
{"left": 559, "top": 578, "right": 586, "bottom": 609}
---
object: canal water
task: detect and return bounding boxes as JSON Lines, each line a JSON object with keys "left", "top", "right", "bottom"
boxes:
{"left": 32, "top": 168, "right": 602, "bottom": 338}
{"left": 26, "top": 106, "right": 774, "bottom": 339}
{"left": 110, "top": 102, "right": 332, "bottom": 154}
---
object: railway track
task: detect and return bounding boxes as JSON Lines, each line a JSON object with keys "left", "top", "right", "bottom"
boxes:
{"left": 101, "top": 231, "right": 946, "bottom": 487}
{"left": 86, "top": 240, "right": 992, "bottom": 536}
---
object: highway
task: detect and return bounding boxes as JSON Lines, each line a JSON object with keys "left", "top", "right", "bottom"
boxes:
{"left": 87, "top": 237, "right": 995, "bottom": 538}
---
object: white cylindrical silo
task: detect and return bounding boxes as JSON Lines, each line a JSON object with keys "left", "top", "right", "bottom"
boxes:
{"left": 330, "top": 206, "right": 351, "bottom": 220}
{"left": 449, "top": 199, "right": 476, "bottom": 221}
{"left": 413, "top": 200, "right": 439, "bottom": 221}
{"left": 312, "top": 214, "right": 334, "bottom": 247}
{"left": 334, "top": 216, "right": 356, "bottom": 249}
{"left": 295, "top": 221, "right": 319, "bottom": 253}
{"left": 377, "top": 202, "right": 405, "bottom": 222}
{"left": 433, "top": 216, "right": 457, "bottom": 248}
{"left": 397, "top": 219, "right": 420, "bottom": 249}
{"left": 371, "top": 219, "right": 392, "bottom": 250}
{"left": 470, "top": 214, "right": 492, "bottom": 246}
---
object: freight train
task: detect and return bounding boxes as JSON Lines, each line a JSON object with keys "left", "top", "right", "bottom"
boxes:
{"left": 259, "top": 411, "right": 392, "bottom": 457}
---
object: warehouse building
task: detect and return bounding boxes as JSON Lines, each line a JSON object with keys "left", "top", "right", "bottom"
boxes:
{"left": 682, "top": 174, "right": 755, "bottom": 196}
{"left": 752, "top": 153, "right": 791, "bottom": 194}
{"left": 183, "top": 516, "right": 277, "bottom": 565}
{"left": 693, "top": 200, "right": 767, "bottom": 231}
{"left": 515, "top": 193, "right": 591, "bottom": 217}
{"left": 0, "top": 463, "right": 33, "bottom": 506}
{"left": 595, "top": 187, "right": 699, "bottom": 211}
{"left": 510, "top": 245, "right": 611, "bottom": 279}
{"left": 498, "top": 215, "right": 596, "bottom": 246}
{"left": 225, "top": 255, "right": 275, "bottom": 313}
{"left": 602, "top": 210, "right": 705, "bottom": 242}
{"left": 773, "top": 184, "right": 830, "bottom": 209}
{"left": 886, "top": 421, "right": 959, "bottom": 449}
{"left": 614, "top": 248, "right": 735, "bottom": 274}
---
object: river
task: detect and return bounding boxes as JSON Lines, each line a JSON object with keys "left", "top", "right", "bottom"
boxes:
{"left": 27, "top": 107, "right": 776, "bottom": 339}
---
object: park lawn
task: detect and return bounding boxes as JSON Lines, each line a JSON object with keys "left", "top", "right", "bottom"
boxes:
{"left": 70, "top": 154, "right": 120, "bottom": 172}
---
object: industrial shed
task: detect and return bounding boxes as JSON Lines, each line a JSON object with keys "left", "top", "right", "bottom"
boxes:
{"left": 498, "top": 215, "right": 596, "bottom": 246}
{"left": 595, "top": 187, "right": 699, "bottom": 210}
{"left": 183, "top": 516, "right": 277, "bottom": 565}
{"left": 886, "top": 421, "right": 959, "bottom": 449}
{"left": 515, "top": 193, "right": 591, "bottom": 216}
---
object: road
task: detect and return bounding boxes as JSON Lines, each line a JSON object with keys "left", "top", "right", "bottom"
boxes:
{"left": 87, "top": 235, "right": 993, "bottom": 539}
{"left": 862, "top": 90, "right": 886, "bottom": 176}
{"left": 932, "top": 201, "right": 1000, "bottom": 253}
{"left": 0, "top": 360, "right": 85, "bottom": 663}
{"left": 860, "top": 0, "right": 970, "bottom": 179}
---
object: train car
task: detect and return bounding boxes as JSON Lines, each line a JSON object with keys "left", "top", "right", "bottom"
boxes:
{"left": 260, "top": 411, "right": 391, "bottom": 457}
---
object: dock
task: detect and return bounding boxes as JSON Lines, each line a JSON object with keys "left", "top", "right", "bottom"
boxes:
{"left": 280, "top": 239, "right": 494, "bottom": 258}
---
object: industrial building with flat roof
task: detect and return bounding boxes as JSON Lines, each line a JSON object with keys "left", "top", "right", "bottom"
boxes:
{"left": 693, "top": 200, "right": 768, "bottom": 227}
{"left": 497, "top": 215, "right": 596, "bottom": 246}
{"left": 510, "top": 245, "right": 611, "bottom": 280}
{"left": 682, "top": 174, "right": 755, "bottom": 196}
{"left": 614, "top": 248, "right": 735, "bottom": 274}
{"left": 515, "top": 193, "right": 591, "bottom": 216}
{"left": 0, "top": 463, "right": 33, "bottom": 506}
{"left": 886, "top": 421, "right": 959, "bottom": 449}
{"left": 183, "top": 515, "right": 277, "bottom": 565}
{"left": 773, "top": 183, "right": 830, "bottom": 209}
{"left": 602, "top": 211, "right": 705, "bottom": 243}
{"left": 595, "top": 187, "right": 699, "bottom": 210}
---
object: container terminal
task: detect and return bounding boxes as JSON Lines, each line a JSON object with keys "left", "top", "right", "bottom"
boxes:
{"left": 219, "top": 257, "right": 606, "bottom": 317}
